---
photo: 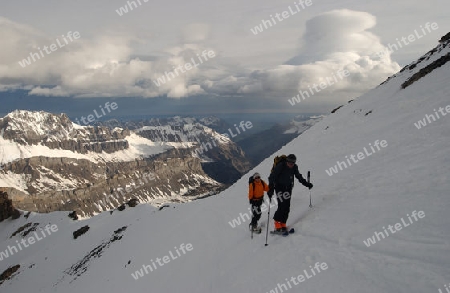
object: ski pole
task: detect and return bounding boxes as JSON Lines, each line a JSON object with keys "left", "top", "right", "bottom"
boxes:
{"left": 308, "top": 171, "right": 312, "bottom": 208}
{"left": 250, "top": 203, "right": 254, "bottom": 239}
{"left": 265, "top": 198, "right": 271, "bottom": 246}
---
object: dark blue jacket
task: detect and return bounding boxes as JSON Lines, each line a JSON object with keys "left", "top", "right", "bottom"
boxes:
{"left": 269, "top": 161, "right": 308, "bottom": 190}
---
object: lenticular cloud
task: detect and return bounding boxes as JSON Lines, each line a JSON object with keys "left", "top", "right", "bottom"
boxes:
{"left": 238, "top": 9, "right": 401, "bottom": 104}
{"left": 285, "top": 9, "right": 400, "bottom": 91}
{"left": 288, "top": 9, "right": 381, "bottom": 65}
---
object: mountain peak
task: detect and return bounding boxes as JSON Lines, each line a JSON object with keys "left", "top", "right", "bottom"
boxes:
{"left": 1, "top": 110, "right": 75, "bottom": 143}
{"left": 4, "top": 110, "right": 71, "bottom": 128}
{"left": 380, "top": 32, "right": 450, "bottom": 89}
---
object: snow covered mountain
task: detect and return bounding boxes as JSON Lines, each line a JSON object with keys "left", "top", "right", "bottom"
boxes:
{"left": 96, "top": 116, "right": 252, "bottom": 184}
{"left": 0, "top": 34, "right": 449, "bottom": 292}
{"left": 0, "top": 111, "right": 236, "bottom": 216}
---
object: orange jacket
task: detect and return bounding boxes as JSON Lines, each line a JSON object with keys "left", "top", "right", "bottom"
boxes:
{"left": 249, "top": 180, "right": 269, "bottom": 200}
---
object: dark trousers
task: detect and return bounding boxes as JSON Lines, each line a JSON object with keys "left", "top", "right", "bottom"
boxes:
{"left": 273, "top": 187, "right": 292, "bottom": 224}
{"left": 250, "top": 199, "right": 263, "bottom": 226}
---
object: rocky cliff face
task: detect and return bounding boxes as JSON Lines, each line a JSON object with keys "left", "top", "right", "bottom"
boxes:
{"left": 0, "top": 188, "right": 20, "bottom": 221}
{"left": 0, "top": 111, "right": 225, "bottom": 217}
{"left": 98, "top": 116, "right": 252, "bottom": 184}
{"left": 1, "top": 148, "right": 220, "bottom": 217}
{"left": 0, "top": 110, "right": 130, "bottom": 154}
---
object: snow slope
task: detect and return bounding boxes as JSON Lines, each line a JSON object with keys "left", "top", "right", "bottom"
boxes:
{"left": 1, "top": 40, "right": 450, "bottom": 293}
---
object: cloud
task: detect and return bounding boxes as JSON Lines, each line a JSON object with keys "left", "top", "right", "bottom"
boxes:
{"left": 235, "top": 9, "right": 401, "bottom": 105}
{"left": 0, "top": 10, "right": 401, "bottom": 104}
{"left": 288, "top": 9, "right": 380, "bottom": 64}
{"left": 0, "top": 18, "right": 218, "bottom": 99}
{"left": 181, "top": 23, "right": 210, "bottom": 43}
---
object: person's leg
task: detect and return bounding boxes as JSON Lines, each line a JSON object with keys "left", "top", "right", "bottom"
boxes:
{"left": 273, "top": 189, "right": 288, "bottom": 230}
{"left": 250, "top": 202, "right": 258, "bottom": 227}
{"left": 273, "top": 189, "right": 282, "bottom": 225}
{"left": 278, "top": 190, "right": 291, "bottom": 229}
{"left": 254, "top": 199, "right": 262, "bottom": 225}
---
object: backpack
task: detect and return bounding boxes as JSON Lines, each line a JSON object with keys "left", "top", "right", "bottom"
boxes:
{"left": 271, "top": 155, "right": 287, "bottom": 173}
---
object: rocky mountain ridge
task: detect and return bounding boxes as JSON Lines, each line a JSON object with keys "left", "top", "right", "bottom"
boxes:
{"left": 0, "top": 111, "right": 245, "bottom": 217}
{"left": 96, "top": 116, "right": 252, "bottom": 184}
{"left": 1, "top": 110, "right": 130, "bottom": 154}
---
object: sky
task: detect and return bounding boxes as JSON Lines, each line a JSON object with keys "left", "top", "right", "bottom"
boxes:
{"left": 0, "top": 0, "right": 449, "bottom": 116}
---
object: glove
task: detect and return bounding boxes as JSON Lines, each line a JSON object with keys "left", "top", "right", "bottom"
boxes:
{"left": 249, "top": 199, "right": 253, "bottom": 205}
{"left": 307, "top": 182, "right": 313, "bottom": 190}
{"left": 267, "top": 189, "right": 274, "bottom": 200}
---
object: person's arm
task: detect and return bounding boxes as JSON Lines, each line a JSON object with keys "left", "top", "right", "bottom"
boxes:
{"left": 262, "top": 180, "right": 270, "bottom": 192}
{"left": 294, "top": 165, "right": 309, "bottom": 186}
{"left": 249, "top": 183, "right": 254, "bottom": 202}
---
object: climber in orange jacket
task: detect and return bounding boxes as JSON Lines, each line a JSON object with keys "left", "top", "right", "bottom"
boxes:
{"left": 248, "top": 172, "right": 269, "bottom": 232}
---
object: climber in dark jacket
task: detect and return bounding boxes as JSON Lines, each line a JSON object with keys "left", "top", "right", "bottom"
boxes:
{"left": 268, "top": 154, "right": 313, "bottom": 231}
